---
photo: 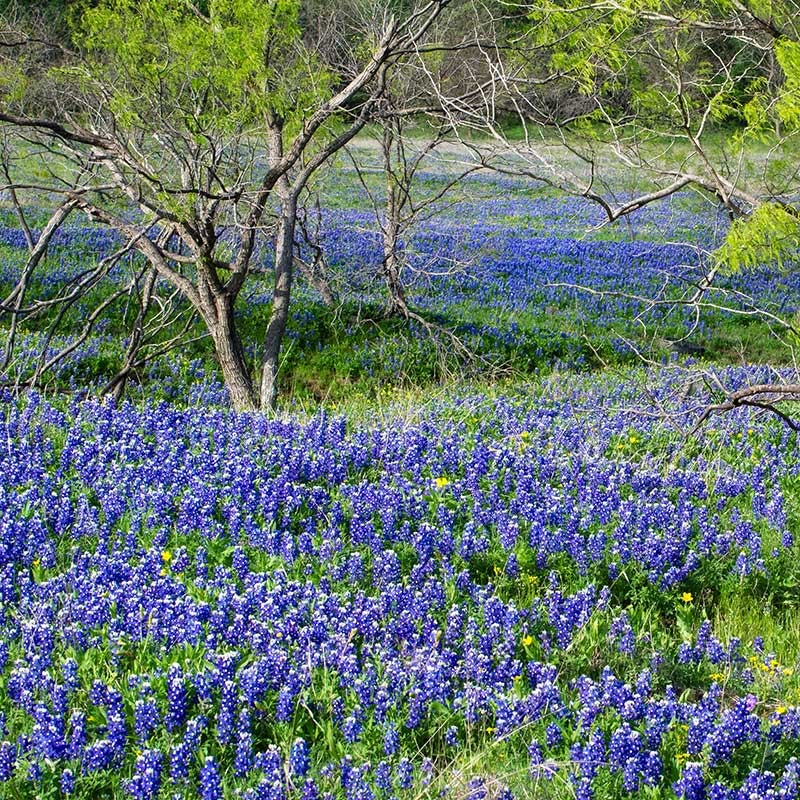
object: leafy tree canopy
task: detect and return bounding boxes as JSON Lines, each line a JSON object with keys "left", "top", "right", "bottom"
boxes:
{"left": 67, "top": 0, "right": 331, "bottom": 136}
{"left": 519, "top": 0, "right": 800, "bottom": 273}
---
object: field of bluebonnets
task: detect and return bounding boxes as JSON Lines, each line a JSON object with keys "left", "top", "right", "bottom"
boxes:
{"left": 1, "top": 165, "right": 800, "bottom": 800}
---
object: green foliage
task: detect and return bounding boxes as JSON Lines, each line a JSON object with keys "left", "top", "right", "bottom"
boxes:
{"left": 67, "top": 0, "right": 331, "bottom": 135}
{"left": 520, "top": 0, "right": 800, "bottom": 277}
{"left": 717, "top": 202, "right": 800, "bottom": 272}
{"left": 775, "top": 39, "right": 800, "bottom": 127}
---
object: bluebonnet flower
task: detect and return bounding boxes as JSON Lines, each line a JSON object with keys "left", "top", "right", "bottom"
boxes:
{"left": 466, "top": 777, "right": 487, "bottom": 800}
{"left": 134, "top": 699, "right": 161, "bottom": 743}
{"left": 255, "top": 745, "right": 283, "bottom": 782}
{"left": 165, "top": 663, "right": 188, "bottom": 732}
{"left": 234, "top": 708, "right": 254, "bottom": 778}
{"left": 0, "top": 741, "right": 14, "bottom": 781}
{"left": 342, "top": 714, "right": 363, "bottom": 744}
{"left": 67, "top": 711, "right": 87, "bottom": 759}
{"left": 255, "top": 779, "right": 286, "bottom": 800}
{"left": 674, "top": 762, "right": 705, "bottom": 800}
{"left": 32, "top": 702, "right": 66, "bottom": 760}
{"left": 216, "top": 680, "right": 237, "bottom": 745}
{"left": 169, "top": 714, "right": 206, "bottom": 781}
{"left": 395, "top": 759, "right": 413, "bottom": 790}
{"left": 83, "top": 739, "right": 115, "bottom": 773}
{"left": 125, "top": 749, "right": 163, "bottom": 800}
{"left": 375, "top": 762, "right": 392, "bottom": 794}
{"left": 302, "top": 778, "right": 320, "bottom": 800}
{"left": 290, "top": 738, "right": 310, "bottom": 779}
{"left": 60, "top": 768, "right": 75, "bottom": 794}
{"left": 545, "top": 723, "right": 563, "bottom": 749}
{"left": 199, "top": 756, "right": 223, "bottom": 800}
{"left": 383, "top": 725, "right": 399, "bottom": 757}
{"left": 106, "top": 688, "right": 127, "bottom": 764}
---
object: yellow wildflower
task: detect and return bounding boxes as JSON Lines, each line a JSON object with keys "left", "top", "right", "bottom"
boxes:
{"left": 434, "top": 476, "right": 450, "bottom": 489}
{"left": 681, "top": 592, "right": 693, "bottom": 603}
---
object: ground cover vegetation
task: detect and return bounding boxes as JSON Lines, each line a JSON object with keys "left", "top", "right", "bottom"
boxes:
{"left": 0, "top": 1, "right": 799, "bottom": 799}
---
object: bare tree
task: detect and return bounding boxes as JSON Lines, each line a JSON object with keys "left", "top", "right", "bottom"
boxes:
{"left": 426, "top": 0, "right": 800, "bottom": 424}
{"left": 0, "top": 0, "right": 454, "bottom": 410}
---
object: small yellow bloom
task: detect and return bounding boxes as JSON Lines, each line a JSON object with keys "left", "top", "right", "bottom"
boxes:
{"left": 681, "top": 592, "right": 693, "bottom": 603}
{"left": 160, "top": 568, "right": 167, "bottom": 577}
{"left": 784, "top": 668, "right": 794, "bottom": 676}
{"left": 522, "top": 635, "right": 534, "bottom": 647}
{"left": 629, "top": 436, "right": 638, "bottom": 444}
{"left": 434, "top": 476, "right": 450, "bottom": 489}
{"left": 777, "top": 706, "right": 788, "bottom": 715}
{"left": 520, "top": 431, "right": 530, "bottom": 440}
{"left": 161, "top": 550, "right": 172, "bottom": 563}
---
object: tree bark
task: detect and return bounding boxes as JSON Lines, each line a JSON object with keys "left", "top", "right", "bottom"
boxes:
{"left": 381, "top": 121, "right": 410, "bottom": 317}
{"left": 207, "top": 292, "right": 258, "bottom": 412}
{"left": 261, "top": 194, "right": 296, "bottom": 411}
{"left": 294, "top": 255, "right": 337, "bottom": 307}
{"left": 382, "top": 238, "right": 410, "bottom": 317}
{"left": 106, "top": 267, "right": 157, "bottom": 404}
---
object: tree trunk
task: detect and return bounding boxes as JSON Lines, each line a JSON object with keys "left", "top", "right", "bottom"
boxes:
{"left": 208, "top": 293, "right": 258, "bottom": 412}
{"left": 382, "top": 242, "right": 409, "bottom": 317}
{"left": 315, "top": 273, "right": 337, "bottom": 307}
{"left": 105, "top": 267, "right": 157, "bottom": 403}
{"left": 294, "top": 255, "right": 337, "bottom": 307}
{"left": 381, "top": 120, "right": 409, "bottom": 317}
{"left": 260, "top": 196, "right": 296, "bottom": 411}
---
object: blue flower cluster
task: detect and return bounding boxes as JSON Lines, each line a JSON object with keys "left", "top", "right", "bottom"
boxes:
{"left": 2, "top": 180, "right": 799, "bottom": 394}
{"left": 0, "top": 366, "right": 796, "bottom": 797}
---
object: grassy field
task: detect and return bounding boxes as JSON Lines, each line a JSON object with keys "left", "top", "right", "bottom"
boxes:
{"left": 0, "top": 165, "right": 798, "bottom": 799}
